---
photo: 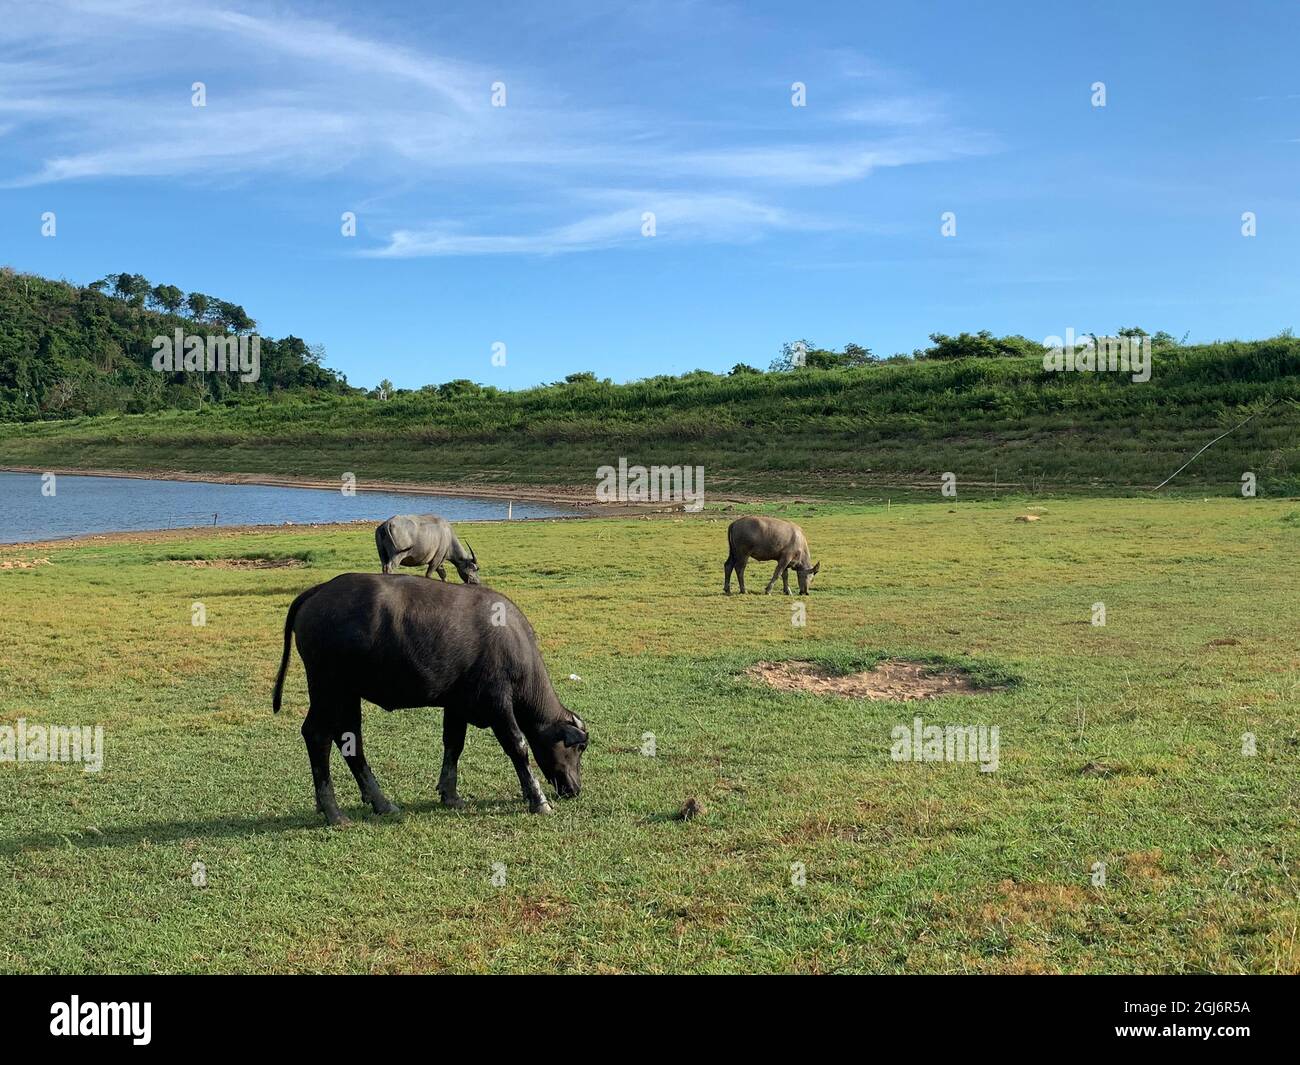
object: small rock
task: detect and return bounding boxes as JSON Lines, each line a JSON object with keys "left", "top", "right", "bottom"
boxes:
{"left": 568, "top": 673, "right": 582, "bottom": 682}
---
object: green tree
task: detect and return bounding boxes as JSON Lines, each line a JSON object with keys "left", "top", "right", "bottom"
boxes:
{"left": 185, "top": 292, "right": 210, "bottom": 321}
{"left": 916, "top": 331, "right": 1044, "bottom": 360}
{"left": 150, "top": 284, "right": 184, "bottom": 314}
{"left": 770, "top": 340, "right": 873, "bottom": 370}
{"left": 213, "top": 300, "right": 255, "bottom": 334}
{"left": 110, "top": 273, "right": 151, "bottom": 307}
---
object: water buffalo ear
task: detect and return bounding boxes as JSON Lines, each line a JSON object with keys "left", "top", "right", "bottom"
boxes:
{"left": 561, "top": 723, "right": 588, "bottom": 748}
{"left": 812, "top": 562, "right": 821, "bottom": 575}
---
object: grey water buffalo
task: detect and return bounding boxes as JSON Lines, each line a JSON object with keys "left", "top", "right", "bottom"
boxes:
{"left": 273, "top": 573, "right": 588, "bottom": 825}
{"left": 375, "top": 514, "right": 479, "bottom": 583}
{"left": 724, "top": 515, "right": 821, "bottom": 595}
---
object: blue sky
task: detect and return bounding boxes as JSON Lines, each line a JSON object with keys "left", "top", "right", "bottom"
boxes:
{"left": 2, "top": 0, "right": 1297, "bottom": 389}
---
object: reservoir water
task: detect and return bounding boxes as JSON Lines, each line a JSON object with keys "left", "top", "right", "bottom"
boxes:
{"left": 0, "top": 472, "right": 577, "bottom": 544}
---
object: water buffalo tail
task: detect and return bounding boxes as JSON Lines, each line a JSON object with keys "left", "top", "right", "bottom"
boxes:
{"left": 273, "top": 586, "right": 318, "bottom": 713}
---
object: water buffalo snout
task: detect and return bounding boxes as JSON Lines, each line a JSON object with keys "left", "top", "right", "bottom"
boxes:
{"left": 552, "top": 774, "right": 580, "bottom": 799}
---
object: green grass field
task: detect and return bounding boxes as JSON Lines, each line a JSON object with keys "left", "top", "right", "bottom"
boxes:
{"left": 2, "top": 497, "right": 1298, "bottom": 973}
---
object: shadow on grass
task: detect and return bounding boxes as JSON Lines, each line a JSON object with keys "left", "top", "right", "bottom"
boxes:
{"left": 0, "top": 796, "right": 528, "bottom": 855}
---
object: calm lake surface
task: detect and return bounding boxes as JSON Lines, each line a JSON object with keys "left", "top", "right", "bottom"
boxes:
{"left": 0, "top": 472, "right": 578, "bottom": 544}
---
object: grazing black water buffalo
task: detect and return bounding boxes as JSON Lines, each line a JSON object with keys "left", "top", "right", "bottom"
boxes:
{"left": 375, "top": 514, "right": 479, "bottom": 583}
{"left": 272, "top": 573, "right": 588, "bottom": 825}
{"left": 724, "top": 515, "right": 821, "bottom": 595}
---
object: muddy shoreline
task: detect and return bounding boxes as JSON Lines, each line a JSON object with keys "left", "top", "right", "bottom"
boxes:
{"left": 0, "top": 466, "right": 739, "bottom": 551}
{"left": 0, "top": 465, "right": 615, "bottom": 507}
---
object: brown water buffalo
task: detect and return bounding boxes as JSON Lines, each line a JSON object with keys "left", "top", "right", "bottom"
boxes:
{"left": 273, "top": 573, "right": 588, "bottom": 825}
{"left": 724, "top": 515, "right": 820, "bottom": 595}
{"left": 375, "top": 514, "right": 479, "bottom": 583}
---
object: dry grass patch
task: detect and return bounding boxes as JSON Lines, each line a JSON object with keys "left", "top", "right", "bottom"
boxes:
{"left": 0, "top": 557, "right": 51, "bottom": 570}
{"left": 749, "top": 659, "right": 993, "bottom": 701}
{"left": 1122, "top": 849, "right": 1171, "bottom": 889}
{"left": 982, "top": 879, "right": 1089, "bottom": 924}
{"left": 162, "top": 557, "right": 307, "bottom": 570}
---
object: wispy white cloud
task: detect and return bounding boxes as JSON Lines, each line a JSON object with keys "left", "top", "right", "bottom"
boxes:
{"left": 0, "top": 0, "right": 991, "bottom": 255}
{"left": 673, "top": 135, "right": 987, "bottom": 185}
{"left": 367, "top": 193, "right": 822, "bottom": 257}
{"left": 837, "top": 96, "right": 946, "bottom": 127}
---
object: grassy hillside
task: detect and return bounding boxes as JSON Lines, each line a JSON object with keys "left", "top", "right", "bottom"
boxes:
{"left": 0, "top": 268, "right": 348, "bottom": 420}
{"left": 2, "top": 498, "right": 1297, "bottom": 973}
{"left": 1, "top": 337, "right": 1298, "bottom": 497}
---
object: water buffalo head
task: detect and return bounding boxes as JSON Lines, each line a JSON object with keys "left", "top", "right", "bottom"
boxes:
{"left": 535, "top": 712, "right": 588, "bottom": 799}
{"left": 454, "top": 541, "right": 481, "bottom": 585}
{"left": 795, "top": 559, "right": 821, "bottom": 595}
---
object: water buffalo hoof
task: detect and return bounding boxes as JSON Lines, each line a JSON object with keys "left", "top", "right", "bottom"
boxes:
{"left": 372, "top": 799, "right": 401, "bottom": 816}
{"left": 441, "top": 794, "right": 466, "bottom": 809}
{"left": 325, "top": 812, "right": 351, "bottom": 828}
{"left": 530, "top": 800, "right": 554, "bottom": 815}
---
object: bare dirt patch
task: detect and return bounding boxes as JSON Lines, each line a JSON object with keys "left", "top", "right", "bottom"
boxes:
{"left": 164, "top": 557, "right": 307, "bottom": 570}
{"left": 747, "top": 659, "right": 994, "bottom": 701}
{"left": 0, "top": 557, "right": 51, "bottom": 570}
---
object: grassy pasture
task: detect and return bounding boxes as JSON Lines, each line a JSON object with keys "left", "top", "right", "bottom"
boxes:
{"left": 1, "top": 497, "right": 1297, "bottom": 973}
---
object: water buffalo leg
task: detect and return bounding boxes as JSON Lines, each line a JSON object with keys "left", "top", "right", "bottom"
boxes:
{"left": 335, "top": 698, "right": 398, "bottom": 815}
{"left": 781, "top": 564, "right": 791, "bottom": 595}
{"left": 735, "top": 557, "right": 748, "bottom": 594}
{"left": 302, "top": 705, "right": 348, "bottom": 827}
{"left": 491, "top": 709, "right": 552, "bottom": 814}
{"left": 765, "top": 560, "right": 787, "bottom": 595}
{"left": 724, "top": 556, "right": 734, "bottom": 594}
{"left": 435, "top": 565, "right": 448, "bottom": 581}
{"left": 438, "top": 712, "right": 467, "bottom": 808}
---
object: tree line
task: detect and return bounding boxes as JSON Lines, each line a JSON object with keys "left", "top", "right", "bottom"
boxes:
{"left": 734, "top": 329, "right": 1183, "bottom": 375}
{"left": 88, "top": 273, "right": 256, "bottom": 334}
{"left": 0, "top": 267, "right": 349, "bottom": 421}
